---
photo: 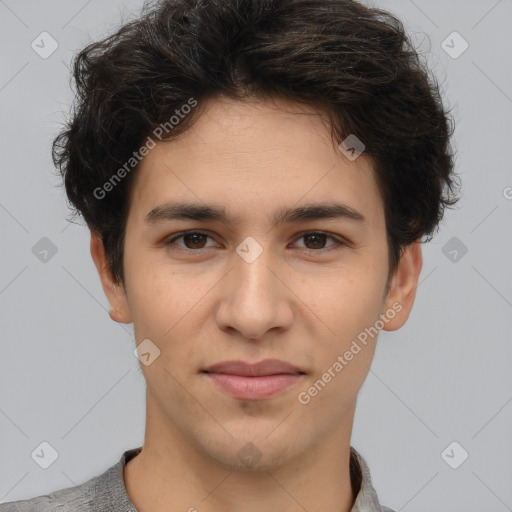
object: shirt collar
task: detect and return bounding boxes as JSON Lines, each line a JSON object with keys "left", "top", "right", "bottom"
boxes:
{"left": 349, "top": 447, "right": 390, "bottom": 511}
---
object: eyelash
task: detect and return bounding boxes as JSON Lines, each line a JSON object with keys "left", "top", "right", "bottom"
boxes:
{"left": 163, "top": 230, "right": 347, "bottom": 255}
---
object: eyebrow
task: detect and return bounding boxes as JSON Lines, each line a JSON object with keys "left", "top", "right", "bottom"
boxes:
{"left": 145, "top": 201, "right": 366, "bottom": 226}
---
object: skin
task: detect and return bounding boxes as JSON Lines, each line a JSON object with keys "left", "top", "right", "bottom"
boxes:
{"left": 90, "top": 95, "right": 422, "bottom": 512}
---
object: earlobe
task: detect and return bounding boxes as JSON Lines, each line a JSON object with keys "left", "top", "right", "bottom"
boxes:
{"left": 109, "top": 303, "right": 126, "bottom": 323}
{"left": 382, "top": 241, "right": 423, "bottom": 332}
{"left": 90, "top": 230, "right": 133, "bottom": 324}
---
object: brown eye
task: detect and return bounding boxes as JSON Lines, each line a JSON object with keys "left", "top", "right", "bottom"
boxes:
{"left": 164, "top": 231, "right": 216, "bottom": 251}
{"left": 182, "top": 232, "right": 208, "bottom": 249}
{"left": 302, "top": 233, "right": 328, "bottom": 250}
{"left": 293, "top": 232, "right": 344, "bottom": 252}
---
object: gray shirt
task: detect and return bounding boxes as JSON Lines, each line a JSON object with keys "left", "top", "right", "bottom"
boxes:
{"left": 0, "top": 447, "right": 395, "bottom": 512}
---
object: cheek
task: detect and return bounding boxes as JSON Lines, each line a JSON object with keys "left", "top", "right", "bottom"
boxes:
{"left": 296, "top": 273, "right": 384, "bottom": 415}
{"left": 124, "top": 252, "right": 219, "bottom": 354}
{"left": 313, "top": 266, "right": 387, "bottom": 343}
{"left": 123, "top": 248, "right": 180, "bottom": 338}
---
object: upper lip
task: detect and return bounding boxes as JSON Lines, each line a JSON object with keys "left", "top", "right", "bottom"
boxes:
{"left": 202, "top": 359, "right": 305, "bottom": 376}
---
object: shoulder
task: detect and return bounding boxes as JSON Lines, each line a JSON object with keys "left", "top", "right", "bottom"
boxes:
{"left": 0, "top": 482, "right": 91, "bottom": 512}
{"left": 0, "top": 448, "right": 141, "bottom": 512}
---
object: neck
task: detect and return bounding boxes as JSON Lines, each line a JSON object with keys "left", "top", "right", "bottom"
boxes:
{"left": 124, "top": 391, "right": 357, "bottom": 512}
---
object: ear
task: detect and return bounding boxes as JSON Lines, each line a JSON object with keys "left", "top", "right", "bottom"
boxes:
{"left": 382, "top": 240, "right": 423, "bottom": 331}
{"left": 90, "top": 230, "right": 132, "bottom": 324}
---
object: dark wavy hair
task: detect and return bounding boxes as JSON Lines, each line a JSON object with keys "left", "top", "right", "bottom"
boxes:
{"left": 53, "top": 0, "right": 459, "bottom": 286}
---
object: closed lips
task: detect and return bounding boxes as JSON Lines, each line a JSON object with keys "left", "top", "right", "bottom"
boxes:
{"left": 202, "top": 359, "right": 306, "bottom": 376}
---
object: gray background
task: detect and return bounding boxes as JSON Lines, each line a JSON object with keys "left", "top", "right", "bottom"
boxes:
{"left": 1, "top": 0, "right": 511, "bottom": 510}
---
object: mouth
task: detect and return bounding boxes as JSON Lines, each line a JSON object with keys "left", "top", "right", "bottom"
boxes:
{"left": 201, "top": 359, "right": 306, "bottom": 401}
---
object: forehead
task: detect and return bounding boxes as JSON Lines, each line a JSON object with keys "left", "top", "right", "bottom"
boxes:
{"left": 127, "top": 95, "right": 383, "bottom": 226}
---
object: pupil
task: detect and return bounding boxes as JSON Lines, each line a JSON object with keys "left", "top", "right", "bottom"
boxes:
{"left": 305, "top": 233, "right": 325, "bottom": 249}
{"left": 184, "top": 233, "right": 206, "bottom": 249}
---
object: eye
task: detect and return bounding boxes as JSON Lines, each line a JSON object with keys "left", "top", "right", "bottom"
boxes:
{"left": 291, "top": 231, "right": 345, "bottom": 252}
{"left": 164, "top": 231, "right": 217, "bottom": 251}
{"left": 164, "top": 230, "right": 345, "bottom": 254}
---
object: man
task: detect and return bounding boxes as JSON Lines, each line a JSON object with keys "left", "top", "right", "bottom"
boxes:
{"left": 0, "top": 0, "right": 457, "bottom": 510}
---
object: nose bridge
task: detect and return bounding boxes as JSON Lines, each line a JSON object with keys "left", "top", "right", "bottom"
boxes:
{"left": 216, "top": 237, "right": 293, "bottom": 339}
{"left": 233, "top": 237, "right": 279, "bottom": 308}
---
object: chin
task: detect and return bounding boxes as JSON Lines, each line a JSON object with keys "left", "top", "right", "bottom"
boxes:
{"left": 197, "top": 426, "right": 299, "bottom": 472}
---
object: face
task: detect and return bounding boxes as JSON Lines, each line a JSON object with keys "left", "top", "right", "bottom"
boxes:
{"left": 92, "top": 95, "right": 421, "bottom": 470}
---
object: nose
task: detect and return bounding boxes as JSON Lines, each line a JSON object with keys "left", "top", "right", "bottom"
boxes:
{"left": 215, "top": 245, "right": 294, "bottom": 341}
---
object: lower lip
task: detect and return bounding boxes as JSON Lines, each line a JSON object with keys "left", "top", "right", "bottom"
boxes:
{"left": 204, "top": 373, "right": 303, "bottom": 400}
